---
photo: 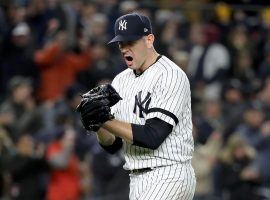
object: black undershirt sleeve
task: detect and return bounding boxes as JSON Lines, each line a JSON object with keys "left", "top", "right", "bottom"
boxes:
{"left": 99, "top": 137, "right": 123, "bottom": 154}
{"left": 132, "top": 117, "right": 173, "bottom": 150}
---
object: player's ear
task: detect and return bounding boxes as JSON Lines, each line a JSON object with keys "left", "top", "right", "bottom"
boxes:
{"left": 145, "top": 34, "right": 154, "bottom": 48}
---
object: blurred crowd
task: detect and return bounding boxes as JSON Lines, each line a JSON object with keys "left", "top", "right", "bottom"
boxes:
{"left": 1, "top": 0, "right": 270, "bottom": 200}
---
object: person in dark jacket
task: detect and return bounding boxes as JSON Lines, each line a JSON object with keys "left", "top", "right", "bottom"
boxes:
{"left": 214, "top": 134, "right": 260, "bottom": 200}
{"left": 8, "top": 134, "right": 49, "bottom": 200}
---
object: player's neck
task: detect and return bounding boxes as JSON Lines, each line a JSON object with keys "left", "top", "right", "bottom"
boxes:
{"left": 137, "top": 50, "right": 160, "bottom": 73}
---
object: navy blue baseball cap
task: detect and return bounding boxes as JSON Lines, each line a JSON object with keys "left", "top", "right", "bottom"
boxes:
{"left": 108, "top": 12, "right": 152, "bottom": 44}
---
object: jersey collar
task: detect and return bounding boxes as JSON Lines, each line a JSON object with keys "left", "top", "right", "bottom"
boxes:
{"left": 133, "top": 55, "right": 162, "bottom": 77}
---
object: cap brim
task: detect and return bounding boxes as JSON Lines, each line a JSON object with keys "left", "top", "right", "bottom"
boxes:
{"left": 108, "top": 35, "right": 143, "bottom": 44}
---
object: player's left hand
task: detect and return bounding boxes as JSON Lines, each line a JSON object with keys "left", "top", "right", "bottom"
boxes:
{"left": 76, "top": 84, "right": 122, "bottom": 132}
{"left": 80, "top": 84, "right": 122, "bottom": 107}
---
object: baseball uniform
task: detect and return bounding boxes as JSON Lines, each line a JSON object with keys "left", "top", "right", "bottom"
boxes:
{"left": 111, "top": 55, "right": 196, "bottom": 199}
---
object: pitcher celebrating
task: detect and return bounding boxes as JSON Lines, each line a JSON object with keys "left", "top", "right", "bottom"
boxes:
{"left": 77, "top": 12, "right": 196, "bottom": 200}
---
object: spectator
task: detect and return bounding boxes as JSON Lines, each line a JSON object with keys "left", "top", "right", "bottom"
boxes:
{"left": 62, "top": 0, "right": 84, "bottom": 48}
{"left": 159, "top": 17, "right": 180, "bottom": 55}
{"left": 34, "top": 31, "right": 91, "bottom": 102}
{"left": 188, "top": 23, "right": 230, "bottom": 100}
{"left": 45, "top": 0, "right": 67, "bottom": 31}
{"left": 80, "top": 2, "right": 97, "bottom": 31}
{"left": 91, "top": 146, "right": 129, "bottom": 200}
{"left": 232, "top": 50, "right": 256, "bottom": 86}
{"left": 26, "top": 0, "right": 50, "bottom": 47}
{"left": 258, "top": 44, "right": 270, "bottom": 83}
{"left": 221, "top": 79, "right": 247, "bottom": 142}
{"left": 0, "top": 129, "right": 14, "bottom": 199}
{"left": 192, "top": 131, "right": 222, "bottom": 200}
{"left": 78, "top": 41, "right": 123, "bottom": 89}
{"left": 39, "top": 83, "right": 96, "bottom": 159}
{"left": 1, "top": 1, "right": 270, "bottom": 200}
{"left": 84, "top": 13, "right": 109, "bottom": 44}
{"left": 46, "top": 128, "right": 82, "bottom": 200}
{"left": 0, "top": 22, "right": 39, "bottom": 96}
{"left": 0, "top": 7, "right": 8, "bottom": 55}
{"left": 119, "top": 0, "right": 138, "bottom": 15}
{"left": 0, "top": 76, "right": 43, "bottom": 141}
{"left": 255, "top": 120, "right": 270, "bottom": 193}
{"left": 5, "top": 2, "right": 28, "bottom": 26}
{"left": 7, "top": 134, "right": 49, "bottom": 200}
{"left": 214, "top": 134, "right": 259, "bottom": 200}
{"left": 236, "top": 102, "right": 265, "bottom": 148}
{"left": 193, "top": 98, "right": 225, "bottom": 145}
{"left": 213, "top": 2, "right": 232, "bottom": 43}
{"left": 227, "top": 25, "right": 251, "bottom": 69}
{"left": 257, "top": 77, "right": 270, "bottom": 119}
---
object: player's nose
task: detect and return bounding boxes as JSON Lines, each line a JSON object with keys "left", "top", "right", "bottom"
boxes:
{"left": 120, "top": 48, "right": 128, "bottom": 54}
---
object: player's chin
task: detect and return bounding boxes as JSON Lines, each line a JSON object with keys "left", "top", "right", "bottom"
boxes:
{"left": 125, "top": 61, "right": 136, "bottom": 69}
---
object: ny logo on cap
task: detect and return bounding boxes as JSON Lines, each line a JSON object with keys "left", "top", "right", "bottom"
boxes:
{"left": 119, "top": 20, "right": 127, "bottom": 31}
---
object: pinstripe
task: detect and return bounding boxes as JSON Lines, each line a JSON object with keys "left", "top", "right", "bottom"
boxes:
{"left": 182, "top": 80, "right": 191, "bottom": 158}
{"left": 133, "top": 75, "right": 142, "bottom": 169}
{"left": 112, "top": 55, "right": 195, "bottom": 199}
{"left": 187, "top": 168, "right": 196, "bottom": 200}
{"left": 149, "top": 66, "right": 168, "bottom": 166}
{"left": 160, "top": 62, "right": 177, "bottom": 164}
{"left": 146, "top": 166, "right": 162, "bottom": 199}
{"left": 175, "top": 165, "right": 195, "bottom": 200}
{"left": 180, "top": 111, "right": 187, "bottom": 159}
{"left": 159, "top": 62, "right": 173, "bottom": 112}
{"left": 136, "top": 73, "right": 154, "bottom": 168}
{"left": 136, "top": 175, "right": 140, "bottom": 200}
{"left": 186, "top": 168, "right": 193, "bottom": 200}
{"left": 173, "top": 71, "right": 184, "bottom": 159}
{"left": 151, "top": 166, "right": 172, "bottom": 200}
{"left": 141, "top": 165, "right": 168, "bottom": 200}
{"left": 170, "top": 165, "right": 184, "bottom": 200}
{"left": 130, "top": 175, "right": 135, "bottom": 200}
{"left": 121, "top": 72, "right": 130, "bottom": 166}
{"left": 141, "top": 169, "right": 160, "bottom": 199}
{"left": 170, "top": 69, "right": 184, "bottom": 162}
{"left": 123, "top": 72, "right": 134, "bottom": 168}
{"left": 173, "top": 167, "right": 185, "bottom": 200}
{"left": 141, "top": 173, "right": 147, "bottom": 198}
{"left": 189, "top": 168, "right": 196, "bottom": 200}
{"left": 182, "top": 81, "right": 191, "bottom": 160}
{"left": 131, "top": 164, "right": 195, "bottom": 200}
{"left": 183, "top": 167, "right": 190, "bottom": 200}
{"left": 174, "top": 77, "right": 185, "bottom": 162}
{"left": 133, "top": 176, "right": 137, "bottom": 200}
{"left": 145, "top": 67, "right": 161, "bottom": 167}
{"left": 160, "top": 60, "right": 177, "bottom": 114}
{"left": 155, "top": 61, "right": 174, "bottom": 164}
{"left": 135, "top": 177, "right": 139, "bottom": 200}
{"left": 159, "top": 58, "right": 186, "bottom": 162}
{"left": 162, "top": 165, "right": 178, "bottom": 200}
{"left": 169, "top": 166, "right": 184, "bottom": 199}
{"left": 126, "top": 71, "right": 137, "bottom": 168}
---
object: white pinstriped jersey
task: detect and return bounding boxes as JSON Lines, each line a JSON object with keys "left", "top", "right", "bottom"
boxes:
{"left": 111, "top": 55, "right": 194, "bottom": 170}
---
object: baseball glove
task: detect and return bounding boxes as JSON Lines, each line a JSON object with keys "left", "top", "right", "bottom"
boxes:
{"left": 76, "top": 84, "right": 122, "bottom": 132}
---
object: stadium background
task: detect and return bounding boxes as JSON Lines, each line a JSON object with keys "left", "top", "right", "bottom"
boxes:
{"left": 0, "top": 0, "right": 270, "bottom": 199}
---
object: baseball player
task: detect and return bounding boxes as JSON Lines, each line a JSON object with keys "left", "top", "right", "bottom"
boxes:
{"left": 77, "top": 13, "right": 196, "bottom": 199}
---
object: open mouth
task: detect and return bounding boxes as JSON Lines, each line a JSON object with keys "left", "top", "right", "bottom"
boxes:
{"left": 125, "top": 56, "right": 133, "bottom": 62}
{"left": 124, "top": 55, "right": 133, "bottom": 66}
